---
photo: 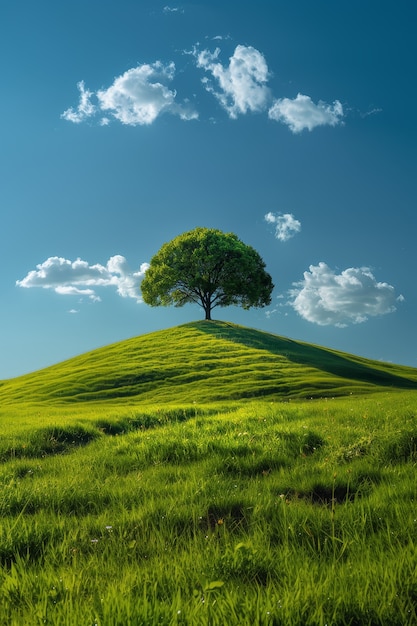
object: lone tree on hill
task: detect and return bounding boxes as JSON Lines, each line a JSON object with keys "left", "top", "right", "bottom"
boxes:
{"left": 141, "top": 227, "right": 274, "bottom": 320}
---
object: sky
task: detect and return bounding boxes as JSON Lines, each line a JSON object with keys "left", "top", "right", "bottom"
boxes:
{"left": 1, "top": 0, "right": 416, "bottom": 379}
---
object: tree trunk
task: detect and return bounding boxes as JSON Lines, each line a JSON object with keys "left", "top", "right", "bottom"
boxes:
{"left": 204, "top": 306, "right": 212, "bottom": 320}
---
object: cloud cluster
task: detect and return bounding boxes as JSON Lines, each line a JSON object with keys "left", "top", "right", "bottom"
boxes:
{"left": 62, "top": 44, "right": 344, "bottom": 132}
{"left": 288, "top": 263, "right": 401, "bottom": 327}
{"left": 17, "top": 256, "right": 149, "bottom": 303}
{"left": 265, "top": 212, "right": 301, "bottom": 242}
{"left": 196, "top": 47, "right": 344, "bottom": 132}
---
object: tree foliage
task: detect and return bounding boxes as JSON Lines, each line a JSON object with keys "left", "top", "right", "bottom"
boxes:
{"left": 141, "top": 227, "right": 274, "bottom": 320}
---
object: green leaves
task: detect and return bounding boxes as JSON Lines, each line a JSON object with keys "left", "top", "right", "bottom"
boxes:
{"left": 141, "top": 228, "right": 274, "bottom": 319}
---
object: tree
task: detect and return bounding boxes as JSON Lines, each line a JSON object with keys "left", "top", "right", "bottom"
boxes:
{"left": 141, "top": 227, "right": 274, "bottom": 320}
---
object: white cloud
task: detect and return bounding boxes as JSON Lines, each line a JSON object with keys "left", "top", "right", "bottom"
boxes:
{"left": 268, "top": 93, "right": 344, "bottom": 133}
{"left": 289, "top": 263, "right": 400, "bottom": 327}
{"left": 62, "top": 62, "right": 198, "bottom": 126}
{"left": 163, "top": 5, "right": 184, "bottom": 13}
{"left": 17, "top": 256, "right": 149, "bottom": 303}
{"left": 195, "top": 44, "right": 270, "bottom": 118}
{"left": 97, "top": 62, "right": 197, "bottom": 125}
{"left": 265, "top": 212, "right": 301, "bottom": 242}
{"left": 61, "top": 81, "right": 96, "bottom": 123}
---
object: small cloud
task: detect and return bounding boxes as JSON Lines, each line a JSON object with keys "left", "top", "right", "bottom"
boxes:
{"left": 195, "top": 44, "right": 271, "bottom": 118}
{"left": 211, "top": 35, "right": 232, "bottom": 41}
{"left": 288, "top": 262, "right": 399, "bottom": 327}
{"left": 268, "top": 93, "right": 344, "bottom": 133}
{"left": 17, "top": 255, "right": 149, "bottom": 303}
{"left": 62, "top": 62, "right": 198, "bottom": 126}
{"left": 265, "top": 212, "right": 301, "bottom": 242}
{"left": 163, "top": 5, "right": 184, "bottom": 14}
{"left": 68, "top": 309, "right": 79, "bottom": 314}
{"left": 265, "top": 307, "right": 279, "bottom": 319}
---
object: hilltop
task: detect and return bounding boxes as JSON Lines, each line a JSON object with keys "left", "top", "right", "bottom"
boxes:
{"left": 1, "top": 321, "right": 417, "bottom": 405}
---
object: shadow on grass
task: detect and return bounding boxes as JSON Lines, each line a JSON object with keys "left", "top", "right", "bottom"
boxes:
{"left": 192, "top": 321, "right": 417, "bottom": 391}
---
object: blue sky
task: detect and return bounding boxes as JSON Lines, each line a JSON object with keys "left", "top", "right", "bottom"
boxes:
{"left": 1, "top": 0, "right": 416, "bottom": 379}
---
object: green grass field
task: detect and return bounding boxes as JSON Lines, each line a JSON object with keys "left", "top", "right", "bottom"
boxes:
{"left": 1, "top": 322, "right": 417, "bottom": 624}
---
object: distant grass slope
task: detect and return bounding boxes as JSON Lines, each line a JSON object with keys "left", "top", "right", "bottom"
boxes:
{"left": 1, "top": 321, "right": 417, "bottom": 405}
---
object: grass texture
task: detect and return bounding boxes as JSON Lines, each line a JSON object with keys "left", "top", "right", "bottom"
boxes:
{"left": 0, "top": 395, "right": 417, "bottom": 624}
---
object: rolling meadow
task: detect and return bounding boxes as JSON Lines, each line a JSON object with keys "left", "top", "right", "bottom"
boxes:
{"left": 0, "top": 322, "right": 417, "bottom": 625}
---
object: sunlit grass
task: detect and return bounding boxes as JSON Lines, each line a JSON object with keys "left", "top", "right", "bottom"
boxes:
{"left": 0, "top": 393, "right": 417, "bottom": 624}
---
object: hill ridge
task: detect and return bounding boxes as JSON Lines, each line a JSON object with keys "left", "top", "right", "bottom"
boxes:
{"left": 2, "top": 321, "right": 417, "bottom": 404}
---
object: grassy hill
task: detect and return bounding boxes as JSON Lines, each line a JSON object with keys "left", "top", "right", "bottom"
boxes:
{"left": 1, "top": 320, "right": 417, "bottom": 405}
{"left": 1, "top": 322, "right": 417, "bottom": 624}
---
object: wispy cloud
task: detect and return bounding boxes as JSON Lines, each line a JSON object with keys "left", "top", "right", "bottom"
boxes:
{"left": 210, "top": 35, "right": 232, "bottom": 41}
{"left": 163, "top": 5, "right": 184, "bottom": 14}
{"left": 360, "top": 107, "right": 383, "bottom": 118}
{"left": 17, "top": 256, "right": 149, "bottom": 303}
{"left": 265, "top": 212, "right": 301, "bottom": 242}
{"left": 61, "top": 81, "right": 96, "bottom": 124}
{"left": 62, "top": 62, "right": 198, "bottom": 126}
{"left": 289, "top": 263, "right": 401, "bottom": 327}
{"left": 268, "top": 94, "right": 344, "bottom": 133}
{"left": 195, "top": 45, "right": 271, "bottom": 118}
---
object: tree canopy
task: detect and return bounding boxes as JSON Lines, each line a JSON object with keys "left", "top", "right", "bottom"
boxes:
{"left": 141, "top": 227, "right": 274, "bottom": 320}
